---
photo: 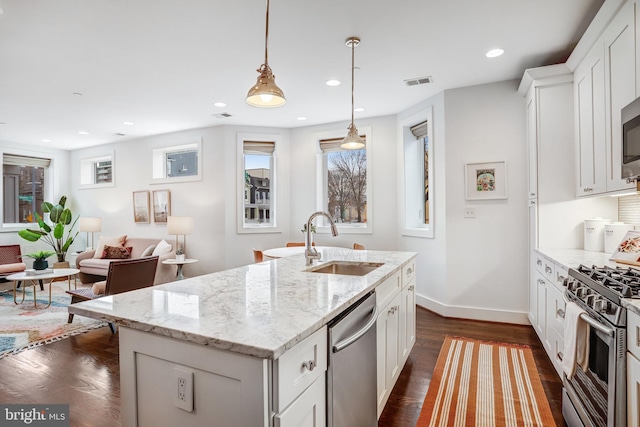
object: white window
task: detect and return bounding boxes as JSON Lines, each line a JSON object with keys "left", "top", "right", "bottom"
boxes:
{"left": 315, "top": 126, "right": 372, "bottom": 234}
{"left": 237, "top": 133, "right": 281, "bottom": 233}
{"left": 2, "top": 154, "right": 51, "bottom": 225}
{"left": 80, "top": 153, "right": 114, "bottom": 188}
{"left": 151, "top": 140, "right": 202, "bottom": 184}
{"left": 400, "top": 107, "right": 434, "bottom": 238}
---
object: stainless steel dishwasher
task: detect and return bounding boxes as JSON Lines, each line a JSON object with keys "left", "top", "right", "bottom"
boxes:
{"left": 327, "top": 291, "right": 378, "bottom": 427}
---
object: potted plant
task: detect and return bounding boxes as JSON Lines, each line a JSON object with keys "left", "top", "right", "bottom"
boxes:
{"left": 18, "top": 196, "right": 79, "bottom": 264}
{"left": 22, "top": 250, "right": 56, "bottom": 270}
{"left": 175, "top": 248, "right": 185, "bottom": 262}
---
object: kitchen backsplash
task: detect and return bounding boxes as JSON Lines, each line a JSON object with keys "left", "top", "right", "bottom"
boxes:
{"left": 618, "top": 194, "right": 640, "bottom": 228}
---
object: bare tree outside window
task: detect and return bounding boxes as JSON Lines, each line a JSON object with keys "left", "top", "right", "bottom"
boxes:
{"left": 326, "top": 149, "right": 367, "bottom": 224}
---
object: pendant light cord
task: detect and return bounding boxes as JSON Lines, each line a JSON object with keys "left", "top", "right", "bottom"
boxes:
{"left": 350, "top": 40, "right": 355, "bottom": 126}
{"left": 264, "top": 0, "right": 270, "bottom": 67}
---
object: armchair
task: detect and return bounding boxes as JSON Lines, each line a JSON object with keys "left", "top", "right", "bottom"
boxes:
{"left": 0, "top": 245, "right": 28, "bottom": 288}
{"left": 67, "top": 256, "right": 159, "bottom": 333}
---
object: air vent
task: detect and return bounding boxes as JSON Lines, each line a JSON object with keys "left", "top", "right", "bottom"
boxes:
{"left": 404, "top": 76, "right": 433, "bottom": 86}
{"left": 213, "top": 113, "right": 232, "bottom": 118}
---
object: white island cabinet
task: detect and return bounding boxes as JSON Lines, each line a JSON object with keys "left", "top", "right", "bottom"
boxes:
{"left": 68, "top": 248, "right": 417, "bottom": 427}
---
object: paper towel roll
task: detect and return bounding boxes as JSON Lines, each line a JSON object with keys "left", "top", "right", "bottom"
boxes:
{"left": 604, "top": 222, "right": 634, "bottom": 254}
{"left": 584, "top": 218, "right": 611, "bottom": 252}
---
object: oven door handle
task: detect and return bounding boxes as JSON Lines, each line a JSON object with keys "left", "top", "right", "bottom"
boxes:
{"left": 579, "top": 313, "right": 614, "bottom": 337}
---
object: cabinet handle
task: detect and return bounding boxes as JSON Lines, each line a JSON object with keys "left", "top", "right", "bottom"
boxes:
{"left": 583, "top": 187, "right": 593, "bottom": 192}
{"left": 537, "top": 279, "right": 545, "bottom": 285}
{"left": 545, "top": 266, "right": 552, "bottom": 274}
{"left": 536, "top": 259, "right": 542, "bottom": 266}
{"left": 302, "top": 360, "right": 316, "bottom": 371}
{"left": 557, "top": 352, "right": 563, "bottom": 361}
{"left": 530, "top": 192, "right": 536, "bottom": 197}
{"left": 557, "top": 274, "right": 565, "bottom": 283}
{"left": 407, "top": 267, "right": 413, "bottom": 275}
{"left": 408, "top": 285, "right": 414, "bottom": 291}
{"left": 557, "top": 308, "right": 565, "bottom": 319}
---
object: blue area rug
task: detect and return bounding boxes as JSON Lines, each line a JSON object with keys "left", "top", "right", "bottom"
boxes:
{"left": 0, "top": 280, "right": 106, "bottom": 358}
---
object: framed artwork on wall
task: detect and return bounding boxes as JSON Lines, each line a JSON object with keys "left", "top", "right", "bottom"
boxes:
{"left": 152, "top": 190, "right": 171, "bottom": 223}
{"left": 464, "top": 161, "right": 507, "bottom": 200}
{"left": 133, "top": 190, "right": 150, "bottom": 223}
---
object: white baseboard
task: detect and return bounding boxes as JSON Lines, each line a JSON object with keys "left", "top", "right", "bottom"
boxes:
{"left": 416, "top": 293, "right": 530, "bottom": 325}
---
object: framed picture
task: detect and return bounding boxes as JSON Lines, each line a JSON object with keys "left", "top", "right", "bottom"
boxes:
{"left": 133, "top": 190, "right": 150, "bottom": 223}
{"left": 464, "top": 161, "right": 507, "bottom": 200}
{"left": 152, "top": 190, "right": 171, "bottom": 223}
{"left": 610, "top": 230, "right": 640, "bottom": 267}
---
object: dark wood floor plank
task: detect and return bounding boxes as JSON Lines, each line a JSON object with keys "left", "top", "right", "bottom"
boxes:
{"left": 0, "top": 308, "right": 564, "bottom": 427}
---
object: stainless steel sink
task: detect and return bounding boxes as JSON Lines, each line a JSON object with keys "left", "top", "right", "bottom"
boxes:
{"left": 307, "top": 261, "right": 384, "bottom": 276}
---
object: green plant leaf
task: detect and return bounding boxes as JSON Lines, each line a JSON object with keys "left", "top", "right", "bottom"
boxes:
{"left": 62, "top": 237, "right": 74, "bottom": 252}
{"left": 58, "top": 196, "right": 66, "bottom": 208}
{"left": 49, "top": 205, "right": 63, "bottom": 223}
{"left": 53, "top": 222, "right": 64, "bottom": 239}
{"left": 41, "top": 202, "right": 53, "bottom": 213}
{"left": 34, "top": 212, "right": 51, "bottom": 233}
{"left": 60, "top": 208, "right": 72, "bottom": 225}
{"left": 18, "top": 229, "right": 44, "bottom": 242}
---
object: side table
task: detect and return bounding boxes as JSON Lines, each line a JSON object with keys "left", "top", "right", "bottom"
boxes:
{"left": 162, "top": 259, "right": 198, "bottom": 280}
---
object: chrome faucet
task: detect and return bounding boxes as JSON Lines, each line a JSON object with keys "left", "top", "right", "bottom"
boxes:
{"left": 305, "top": 211, "right": 339, "bottom": 265}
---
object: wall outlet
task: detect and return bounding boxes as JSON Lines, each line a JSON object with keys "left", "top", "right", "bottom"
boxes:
{"left": 173, "top": 366, "right": 194, "bottom": 412}
{"left": 464, "top": 206, "right": 476, "bottom": 218}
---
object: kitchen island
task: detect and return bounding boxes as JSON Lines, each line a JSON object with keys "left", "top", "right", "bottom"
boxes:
{"left": 69, "top": 248, "right": 416, "bottom": 427}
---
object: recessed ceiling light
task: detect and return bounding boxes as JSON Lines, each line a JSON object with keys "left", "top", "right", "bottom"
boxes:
{"left": 485, "top": 48, "right": 504, "bottom": 58}
{"left": 214, "top": 102, "right": 226, "bottom": 107}
{"left": 326, "top": 80, "right": 341, "bottom": 86}
{"left": 0, "top": 122, "right": 6, "bottom": 125}
{"left": 78, "top": 131, "right": 90, "bottom": 135}
{"left": 42, "top": 139, "right": 51, "bottom": 143}
{"left": 297, "top": 116, "right": 307, "bottom": 121}
{"left": 354, "top": 107, "right": 365, "bottom": 112}
{"left": 72, "top": 92, "right": 83, "bottom": 96}
{"left": 123, "top": 121, "right": 134, "bottom": 126}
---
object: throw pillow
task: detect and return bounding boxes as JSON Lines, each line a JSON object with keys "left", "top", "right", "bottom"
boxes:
{"left": 101, "top": 245, "right": 132, "bottom": 259}
{"left": 92, "top": 281, "right": 107, "bottom": 295}
{"left": 141, "top": 244, "right": 157, "bottom": 257}
{"left": 93, "top": 235, "right": 127, "bottom": 258}
{"left": 151, "top": 239, "right": 172, "bottom": 256}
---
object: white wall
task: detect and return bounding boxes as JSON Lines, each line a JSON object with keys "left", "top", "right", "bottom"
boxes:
{"left": 69, "top": 124, "right": 292, "bottom": 276}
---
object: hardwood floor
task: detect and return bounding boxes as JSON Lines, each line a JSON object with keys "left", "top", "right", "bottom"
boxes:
{"left": 0, "top": 307, "right": 564, "bottom": 427}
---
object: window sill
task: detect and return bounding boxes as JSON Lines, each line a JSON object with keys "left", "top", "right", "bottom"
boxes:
{"left": 402, "top": 227, "right": 434, "bottom": 239}
{"left": 316, "top": 224, "right": 372, "bottom": 235}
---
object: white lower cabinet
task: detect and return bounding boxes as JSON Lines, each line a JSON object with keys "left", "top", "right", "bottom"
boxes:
{"left": 376, "top": 292, "right": 401, "bottom": 417}
{"left": 627, "top": 310, "right": 640, "bottom": 426}
{"left": 273, "top": 376, "right": 325, "bottom": 427}
{"left": 529, "top": 251, "right": 566, "bottom": 378}
{"left": 376, "top": 261, "right": 416, "bottom": 419}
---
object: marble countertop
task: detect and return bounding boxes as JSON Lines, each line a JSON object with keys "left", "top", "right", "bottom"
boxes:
{"left": 68, "top": 248, "right": 416, "bottom": 359}
{"left": 537, "top": 248, "right": 640, "bottom": 316}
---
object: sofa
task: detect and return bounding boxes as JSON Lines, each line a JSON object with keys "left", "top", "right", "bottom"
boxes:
{"left": 76, "top": 237, "right": 175, "bottom": 285}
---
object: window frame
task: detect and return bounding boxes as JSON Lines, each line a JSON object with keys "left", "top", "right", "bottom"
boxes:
{"left": 314, "top": 126, "right": 373, "bottom": 235}
{"left": 399, "top": 106, "right": 434, "bottom": 238}
{"left": 79, "top": 151, "right": 115, "bottom": 189}
{"left": 151, "top": 140, "right": 202, "bottom": 184}
{"left": 0, "top": 148, "right": 54, "bottom": 231}
{"left": 236, "top": 132, "right": 282, "bottom": 234}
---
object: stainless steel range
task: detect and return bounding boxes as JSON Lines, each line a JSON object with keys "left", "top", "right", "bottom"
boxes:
{"left": 562, "top": 265, "right": 629, "bottom": 427}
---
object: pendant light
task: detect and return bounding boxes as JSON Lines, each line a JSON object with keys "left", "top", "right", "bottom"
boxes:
{"left": 246, "top": 0, "right": 286, "bottom": 108}
{"left": 341, "top": 36, "right": 365, "bottom": 150}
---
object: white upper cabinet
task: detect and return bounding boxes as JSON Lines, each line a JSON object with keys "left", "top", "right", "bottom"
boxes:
{"left": 604, "top": 0, "right": 637, "bottom": 192}
{"left": 575, "top": 40, "right": 607, "bottom": 195}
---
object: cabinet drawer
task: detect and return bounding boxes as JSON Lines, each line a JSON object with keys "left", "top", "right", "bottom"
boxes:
{"left": 402, "top": 260, "right": 415, "bottom": 285}
{"left": 274, "top": 326, "right": 327, "bottom": 413}
{"left": 376, "top": 271, "right": 401, "bottom": 309}
{"left": 628, "top": 311, "right": 640, "bottom": 361}
{"left": 547, "top": 284, "right": 566, "bottom": 335}
{"left": 547, "top": 326, "right": 564, "bottom": 378}
{"left": 534, "top": 253, "right": 545, "bottom": 274}
{"left": 274, "top": 376, "right": 325, "bottom": 427}
{"left": 542, "top": 257, "right": 555, "bottom": 283}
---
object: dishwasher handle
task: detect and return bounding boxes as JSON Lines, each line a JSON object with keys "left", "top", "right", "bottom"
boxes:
{"left": 332, "top": 305, "right": 378, "bottom": 353}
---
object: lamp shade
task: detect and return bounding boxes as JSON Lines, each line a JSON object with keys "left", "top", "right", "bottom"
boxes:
{"left": 79, "top": 217, "right": 102, "bottom": 232}
{"left": 167, "top": 216, "right": 194, "bottom": 235}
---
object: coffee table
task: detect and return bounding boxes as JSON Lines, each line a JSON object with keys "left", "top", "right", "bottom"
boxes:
{"left": 7, "top": 268, "right": 80, "bottom": 308}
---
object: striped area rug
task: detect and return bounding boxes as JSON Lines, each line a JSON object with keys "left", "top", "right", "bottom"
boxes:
{"left": 417, "top": 336, "right": 556, "bottom": 427}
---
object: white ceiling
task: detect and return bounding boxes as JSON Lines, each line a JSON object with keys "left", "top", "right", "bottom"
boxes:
{"left": 0, "top": 0, "right": 604, "bottom": 150}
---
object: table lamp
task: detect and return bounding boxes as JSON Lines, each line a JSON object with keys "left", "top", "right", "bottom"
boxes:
{"left": 167, "top": 216, "right": 194, "bottom": 256}
{"left": 79, "top": 217, "right": 102, "bottom": 251}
